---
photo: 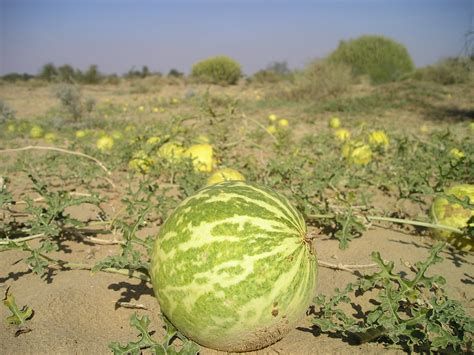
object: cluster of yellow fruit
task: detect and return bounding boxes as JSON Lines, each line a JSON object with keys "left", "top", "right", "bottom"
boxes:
{"left": 6, "top": 123, "right": 16, "bottom": 133}
{"left": 75, "top": 130, "right": 88, "bottom": 139}
{"left": 128, "top": 139, "right": 245, "bottom": 186}
{"left": 341, "top": 141, "right": 373, "bottom": 165}
{"left": 96, "top": 136, "right": 115, "bottom": 152}
{"left": 29, "top": 125, "right": 44, "bottom": 139}
{"left": 27, "top": 125, "right": 56, "bottom": 142}
{"left": 368, "top": 130, "right": 390, "bottom": 150}
{"left": 328, "top": 117, "right": 390, "bottom": 166}
{"left": 128, "top": 150, "right": 154, "bottom": 173}
{"left": 266, "top": 114, "right": 289, "bottom": 134}
{"left": 95, "top": 132, "right": 125, "bottom": 151}
{"left": 449, "top": 148, "right": 465, "bottom": 160}
{"left": 120, "top": 103, "right": 166, "bottom": 114}
{"left": 329, "top": 117, "right": 350, "bottom": 142}
{"left": 431, "top": 184, "right": 473, "bottom": 251}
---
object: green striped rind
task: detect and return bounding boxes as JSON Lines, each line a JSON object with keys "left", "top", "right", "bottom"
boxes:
{"left": 150, "top": 181, "right": 318, "bottom": 352}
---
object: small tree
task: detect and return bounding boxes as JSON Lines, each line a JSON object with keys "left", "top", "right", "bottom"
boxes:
{"left": 39, "top": 63, "right": 58, "bottom": 82}
{"left": 57, "top": 64, "right": 76, "bottom": 83}
{"left": 81, "top": 65, "right": 102, "bottom": 84}
{"left": 168, "top": 69, "right": 184, "bottom": 78}
{"left": 141, "top": 65, "right": 150, "bottom": 78}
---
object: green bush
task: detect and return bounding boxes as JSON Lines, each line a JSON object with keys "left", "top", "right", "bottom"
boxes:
{"left": 0, "top": 99, "right": 15, "bottom": 123}
{"left": 1, "top": 73, "right": 34, "bottom": 82}
{"left": 409, "top": 57, "right": 474, "bottom": 85}
{"left": 80, "top": 65, "right": 102, "bottom": 84}
{"left": 276, "top": 59, "right": 354, "bottom": 101}
{"left": 39, "top": 63, "right": 59, "bottom": 82}
{"left": 191, "top": 56, "right": 241, "bottom": 85}
{"left": 55, "top": 84, "right": 95, "bottom": 121}
{"left": 57, "top": 64, "right": 77, "bottom": 83}
{"left": 168, "top": 69, "right": 184, "bottom": 78}
{"left": 328, "top": 35, "right": 414, "bottom": 84}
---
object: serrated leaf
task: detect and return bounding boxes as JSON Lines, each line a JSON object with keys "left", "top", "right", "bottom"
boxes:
{"left": 311, "top": 243, "right": 474, "bottom": 352}
{"left": 110, "top": 313, "right": 200, "bottom": 355}
{"left": 3, "top": 287, "right": 33, "bottom": 326}
{"left": 108, "top": 314, "right": 156, "bottom": 354}
{"left": 177, "top": 340, "right": 200, "bottom": 355}
{"left": 313, "top": 318, "right": 342, "bottom": 332}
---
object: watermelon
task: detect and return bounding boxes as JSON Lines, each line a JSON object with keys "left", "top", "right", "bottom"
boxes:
{"left": 206, "top": 168, "right": 245, "bottom": 186}
{"left": 150, "top": 181, "right": 318, "bottom": 352}
{"left": 431, "top": 184, "right": 474, "bottom": 251}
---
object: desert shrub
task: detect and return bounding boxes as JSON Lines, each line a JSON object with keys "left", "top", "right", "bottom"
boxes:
{"left": 277, "top": 59, "right": 354, "bottom": 101}
{"left": 0, "top": 99, "right": 15, "bottom": 123}
{"left": 125, "top": 66, "right": 156, "bottom": 79}
{"left": 57, "top": 64, "right": 77, "bottom": 83}
{"left": 168, "top": 69, "right": 184, "bottom": 78}
{"left": 79, "top": 65, "right": 102, "bottom": 84}
{"left": 103, "top": 74, "right": 121, "bottom": 85}
{"left": 39, "top": 63, "right": 59, "bottom": 82}
{"left": 191, "top": 56, "right": 241, "bottom": 85}
{"left": 1, "top": 73, "right": 34, "bottom": 82}
{"left": 328, "top": 35, "right": 414, "bottom": 84}
{"left": 129, "top": 77, "right": 162, "bottom": 94}
{"left": 250, "top": 61, "right": 293, "bottom": 84}
{"left": 55, "top": 84, "right": 95, "bottom": 121}
{"left": 409, "top": 57, "right": 474, "bottom": 85}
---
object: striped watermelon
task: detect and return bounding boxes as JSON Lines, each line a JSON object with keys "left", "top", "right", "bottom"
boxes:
{"left": 150, "top": 181, "right": 318, "bottom": 352}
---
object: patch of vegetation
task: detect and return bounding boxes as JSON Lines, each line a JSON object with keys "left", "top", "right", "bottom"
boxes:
{"left": 1, "top": 73, "right": 35, "bottom": 83}
{"left": 328, "top": 35, "right": 415, "bottom": 84}
{"left": 274, "top": 59, "right": 354, "bottom": 102}
{"left": 191, "top": 56, "right": 242, "bottom": 85}
{"left": 250, "top": 61, "right": 293, "bottom": 84}
{"left": 409, "top": 57, "right": 474, "bottom": 85}
{"left": 0, "top": 74, "right": 472, "bottom": 353}
{"left": 313, "top": 243, "right": 473, "bottom": 352}
{"left": 109, "top": 313, "right": 199, "bottom": 354}
{"left": 55, "top": 84, "right": 96, "bottom": 121}
{"left": 0, "top": 99, "right": 16, "bottom": 123}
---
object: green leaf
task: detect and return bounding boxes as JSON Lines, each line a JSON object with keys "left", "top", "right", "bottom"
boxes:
{"left": 108, "top": 313, "right": 200, "bottom": 355}
{"left": 311, "top": 243, "right": 474, "bottom": 352}
{"left": 3, "top": 287, "right": 33, "bottom": 326}
{"left": 108, "top": 314, "right": 156, "bottom": 355}
{"left": 24, "top": 239, "right": 59, "bottom": 277}
{"left": 177, "top": 340, "right": 200, "bottom": 355}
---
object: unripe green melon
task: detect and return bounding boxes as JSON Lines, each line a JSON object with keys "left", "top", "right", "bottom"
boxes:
{"left": 150, "top": 181, "right": 318, "bottom": 352}
{"left": 431, "top": 184, "right": 473, "bottom": 251}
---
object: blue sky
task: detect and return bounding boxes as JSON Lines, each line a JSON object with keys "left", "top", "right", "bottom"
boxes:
{"left": 0, "top": 0, "right": 472, "bottom": 76}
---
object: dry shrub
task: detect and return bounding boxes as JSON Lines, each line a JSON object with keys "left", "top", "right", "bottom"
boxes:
{"left": 276, "top": 60, "right": 354, "bottom": 101}
{"left": 409, "top": 57, "right": 474, "bottom": 85}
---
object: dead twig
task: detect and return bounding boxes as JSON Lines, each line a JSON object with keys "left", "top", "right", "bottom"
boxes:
{"left": 318, "top": 260, "right": 378, "bottom": 273}
{"left": 116, "top": 302, "right": 148, "bottom": 310}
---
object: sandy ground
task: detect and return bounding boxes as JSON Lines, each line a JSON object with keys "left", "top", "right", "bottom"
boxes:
{"left": 1, "top": 80, "right": 473, "bottom": 354}
{"left": 1, "top": 225, "right": 472, "bottom": 354}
